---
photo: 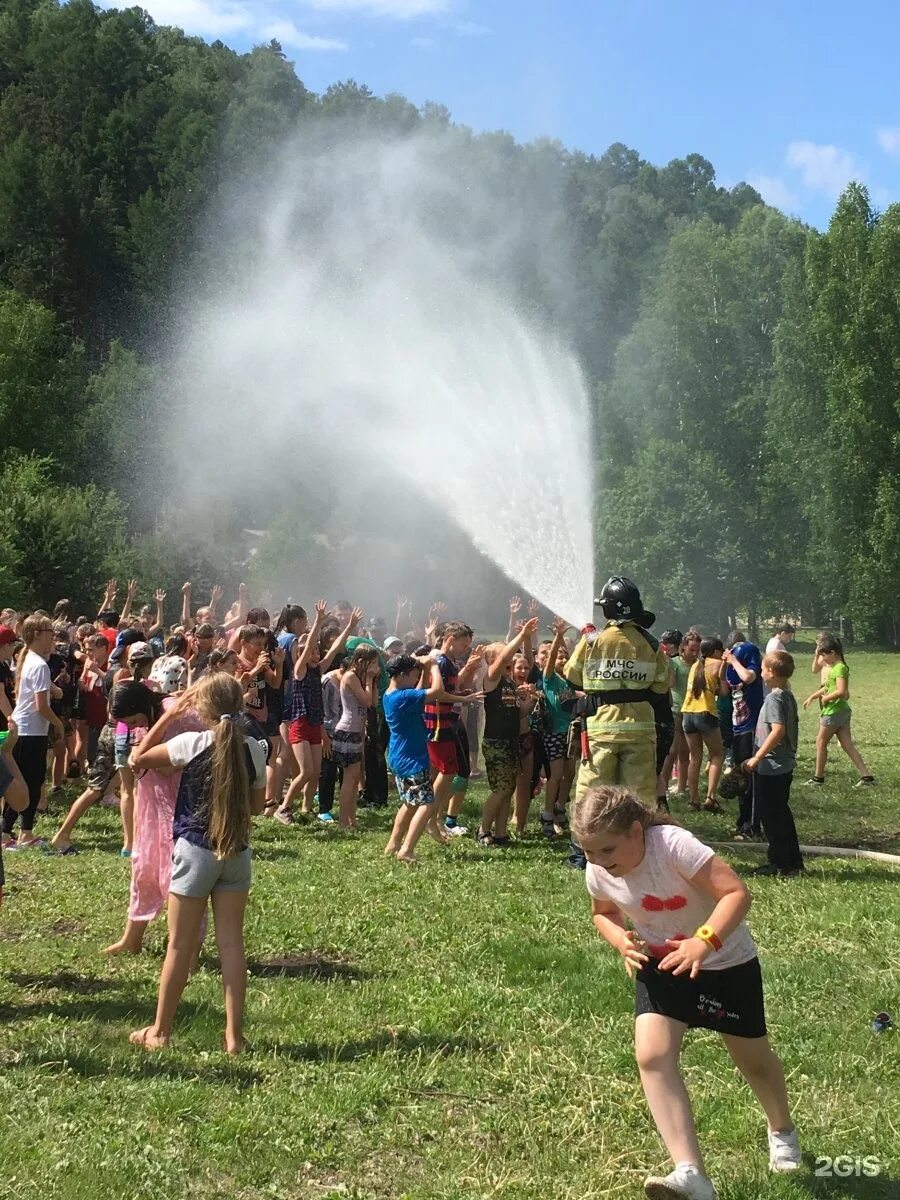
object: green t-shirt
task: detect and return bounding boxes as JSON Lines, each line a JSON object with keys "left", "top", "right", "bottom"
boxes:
{"left": 541, "top": 671, "right": 578, "bottom": 735}
{"left": 821, "top": 661, "right": 850, "bottom": 717}
{"left": 669, "top": 655, "right": 691, "bottom": 711}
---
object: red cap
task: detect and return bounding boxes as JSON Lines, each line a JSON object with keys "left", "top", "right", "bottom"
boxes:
{"left": 0, "top": 625, "right": 18, "bottom": 646}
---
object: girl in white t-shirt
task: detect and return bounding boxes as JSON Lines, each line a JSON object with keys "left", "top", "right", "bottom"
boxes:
{"left": 572, "top": 786, "right": 800, "bottom": 1200}
{"left": 2, "top": 616, "right": 64, "bottom": 848}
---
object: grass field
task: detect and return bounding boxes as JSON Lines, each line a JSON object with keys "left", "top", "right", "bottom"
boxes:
{"left": 0, "top": 649, "right": 898, "bottom": 1200}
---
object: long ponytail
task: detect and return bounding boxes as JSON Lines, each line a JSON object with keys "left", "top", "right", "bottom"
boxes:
{"left": 692, "top": 636, "right": 723, "bottom": 699}
{"left": 194, "top": 674, "right": 251, "bottom": 860}
{"left": 817, "top": 633, "right": 846, "bottom": 664}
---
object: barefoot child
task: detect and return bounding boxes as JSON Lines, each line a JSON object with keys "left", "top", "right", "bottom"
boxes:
{"left": 128, "top": 674, "right": 267, "bottom": 1053}
{"left": 384, "top": 654, "right": 456, "bottom": 863}
{"left": 573, "top": 785, "right": 801, "bottom": 1199}
{"left": 106, "top": 689, "right": 206, "bottom": 956}
{"left": 804, "top": 633, "right": 875, "bottom": 787}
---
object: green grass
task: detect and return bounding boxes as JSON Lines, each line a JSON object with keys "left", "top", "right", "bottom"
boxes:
{"left": 0, "top": 650, "right": 898, "bottom": 1200}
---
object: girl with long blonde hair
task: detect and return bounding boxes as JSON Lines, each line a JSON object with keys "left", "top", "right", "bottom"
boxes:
{"left": 128, "top": 673, "right": 267, "bottom": 1053}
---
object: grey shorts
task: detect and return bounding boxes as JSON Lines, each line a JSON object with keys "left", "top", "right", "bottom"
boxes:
{"left": 821, "top": 707, "right": 852, "bottom": 730}
{"left": 682, "top": 711, "right": 720, "bottom": 736}
{"left": 169, "top": 837, "right": 252, "bottom": 898}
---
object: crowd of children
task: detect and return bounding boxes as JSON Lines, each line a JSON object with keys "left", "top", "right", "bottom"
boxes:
{"left": 0, "top": 585, "right": 877, "bottom": 1199}
{"left": 0, "top": 590, "right": 876, "bottom": 876}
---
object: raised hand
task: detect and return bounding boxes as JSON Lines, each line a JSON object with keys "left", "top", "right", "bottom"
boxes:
{"left": 522, "top": 617, "right": 540, "bottom": 639}
{"left": 210, "top": 584, "right": 223, "bottom": 609}
{"left": 396, "top": 594, "right": 409, "bottom": 612}
{"left": 465, "top": 646, "right": 485, "bottom": 669}
{"left": 528, "top": 597, "right": 540, "bottom": 617}
{"left": 428, "top": 601, "right": 446, "bottom": 621}
{"left": 551, "top": 616, "right": 570, "bottom": 637}
{"left": 315, "top": 598, "right": 328, "bottom": 619}
{"left": 127, "top": 578, "right": 138, "bottom": 599}
{"left": 182, "top": 581, "right": 192, "bottom": 596}
{"left": 154, "top": 589, "right": 166, "bottom": 604}
{"left": 509, "top": 595, "right": 522, "bottom": 616}
{"left": 350, "top": 606, "right": 364, "bottom": 628}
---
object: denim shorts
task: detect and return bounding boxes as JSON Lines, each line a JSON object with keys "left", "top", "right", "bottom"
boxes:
{"left": 682, "top": 711, "right": 720, "bottom": 736}
{"left": 169, "top": 837, "right": 252, "bottom": 898}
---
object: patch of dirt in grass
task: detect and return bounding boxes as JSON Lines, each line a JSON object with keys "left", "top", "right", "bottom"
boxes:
{"left": 248, "top": 951, "right": 363, "bottom": 981}
{"left": 49, "top": 916, "right": 86, "bottom": 935}
{"left": 6, "top": 970, "right": 120, "bottom": 993}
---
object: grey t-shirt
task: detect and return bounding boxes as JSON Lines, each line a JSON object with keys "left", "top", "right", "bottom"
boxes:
{"left": 754, "top": 687, "right": 798, "bottom": 775}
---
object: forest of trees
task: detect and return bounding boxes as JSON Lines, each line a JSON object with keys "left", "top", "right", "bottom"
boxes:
{"left": 3, "top": 0, "right": 900, "bottom": 641}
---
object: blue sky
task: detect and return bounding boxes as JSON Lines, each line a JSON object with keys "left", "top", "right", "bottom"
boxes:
{"left": 112, "top": 0, "right": 900, "bottom": 228}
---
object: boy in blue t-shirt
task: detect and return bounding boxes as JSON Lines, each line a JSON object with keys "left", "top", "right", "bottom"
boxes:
{"left": 384, "top": 652, "right": 480, "bottom": 863}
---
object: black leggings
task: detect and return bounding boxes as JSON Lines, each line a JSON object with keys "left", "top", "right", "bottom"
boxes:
{"left": 362, "top": 706, "right": 390, "bottom": 807}
{"left": 318, "top": 753, "right": 342, "bottom": 814}
{"left": 2, "top": 735, "right": 48, "bottom": 835}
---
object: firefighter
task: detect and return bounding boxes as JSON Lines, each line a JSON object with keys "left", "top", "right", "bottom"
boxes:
{"left": 565, "top": 576, "right": 671, "bottom": 808}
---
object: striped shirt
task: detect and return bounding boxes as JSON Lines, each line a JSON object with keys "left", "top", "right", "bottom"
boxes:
{"left": 424, "top": 654, "right": 459, "bottom": 743}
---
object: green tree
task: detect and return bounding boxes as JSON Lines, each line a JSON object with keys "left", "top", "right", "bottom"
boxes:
{"left": 0, "top": 456, "right": 128, "bottom": 610}
{"left": 0, "top": 287, "right": 85, "bottom": 470}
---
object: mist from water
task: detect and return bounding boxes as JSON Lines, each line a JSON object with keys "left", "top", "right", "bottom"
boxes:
{"left": 173, "top": 125, "right": 595, "bottom": 625}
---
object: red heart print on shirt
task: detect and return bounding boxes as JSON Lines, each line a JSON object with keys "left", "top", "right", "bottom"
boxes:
{"left": 647, "top": 933, "right": 687, "bottom": 958}
{"left": 641, "top": 894, "right": 688, "bottom": 912}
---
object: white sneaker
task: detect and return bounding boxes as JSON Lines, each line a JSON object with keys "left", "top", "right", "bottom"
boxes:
{"left": 446, "top": 823, "right": 468, "bottom": 837}
{"left": 768, "top": 1127, "right": 802, "bottom": 1171}
{"left": 644, "top": 1163, "right": 718, "bottom": 1200}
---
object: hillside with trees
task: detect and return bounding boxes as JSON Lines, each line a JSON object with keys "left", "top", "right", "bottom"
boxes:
{"left": 3, "top": 0, "right": 900, "bottom": 640}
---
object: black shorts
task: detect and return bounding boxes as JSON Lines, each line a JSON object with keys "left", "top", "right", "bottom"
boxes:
{"left": 635, "top": 955, "right": 767, "bottom": 1039}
